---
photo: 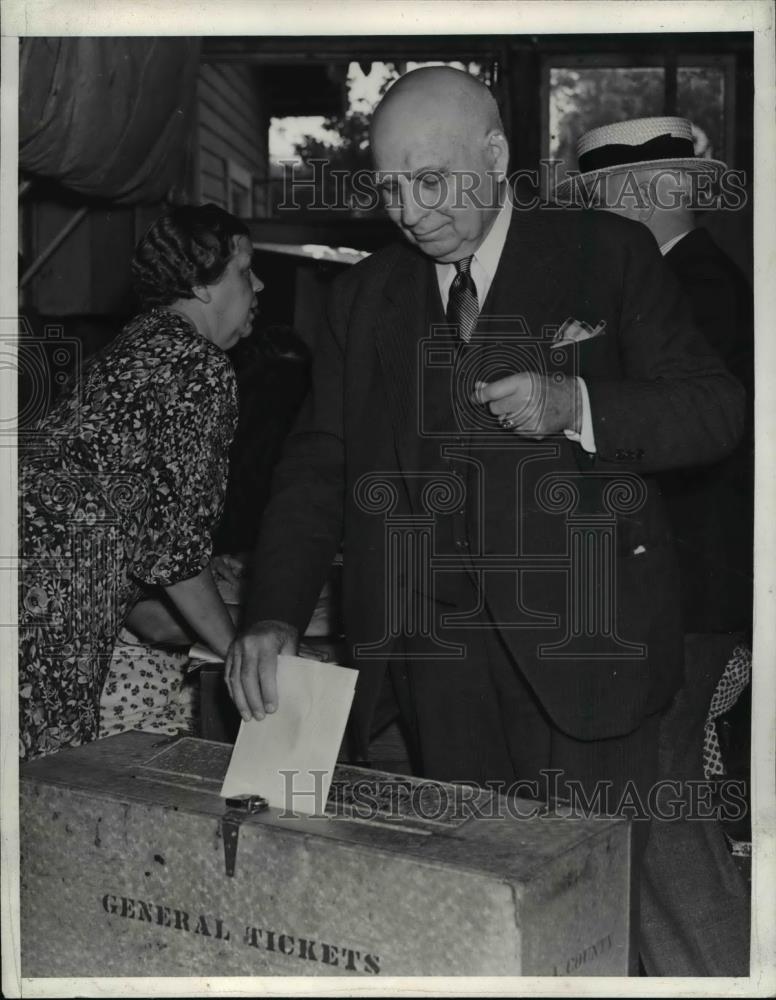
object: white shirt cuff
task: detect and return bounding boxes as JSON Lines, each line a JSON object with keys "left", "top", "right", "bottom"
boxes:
{"left": 563, "top": 377, "right": 596, "bottom": 453}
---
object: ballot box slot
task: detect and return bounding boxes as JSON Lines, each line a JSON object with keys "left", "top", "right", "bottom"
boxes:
{"left": 132, "top": 773, "right": 224, "bottom": 797}
{"left": 324, "top": 812, "right": 432, "bottom": 836}
{"left": 135, "top": 737, "right": 495, "bottom": 837}
{"left": 323, "top": 763, "right": 495, "bottom": 833}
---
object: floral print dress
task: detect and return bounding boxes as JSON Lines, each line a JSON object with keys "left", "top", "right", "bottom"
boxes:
{"left": 19, "top": 309, "right": 238, "bottom": 760}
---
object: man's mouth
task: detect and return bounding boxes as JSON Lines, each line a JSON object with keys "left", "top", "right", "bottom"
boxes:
{"left": 411, "top": 223, "right": 448, "bottom": 241}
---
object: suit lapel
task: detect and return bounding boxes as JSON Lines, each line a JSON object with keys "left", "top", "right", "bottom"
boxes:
{"left": 664, "top": 228, "right": 706, "bottom": 268}
{"left": 481, "top": 207, "right": 565, "bottom": 329}
{"left": 373, "top": 245, "right": 432, "bottom": 479}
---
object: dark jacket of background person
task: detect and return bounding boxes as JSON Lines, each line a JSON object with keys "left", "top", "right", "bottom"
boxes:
{"left": 244, "top": 206, "right": 745, "bottom": 757}
{"left": 660, "top": 227, "right": 754, "bottom": 636}
{"left": 214, "top": 326, "right": 311, "bottom": 555}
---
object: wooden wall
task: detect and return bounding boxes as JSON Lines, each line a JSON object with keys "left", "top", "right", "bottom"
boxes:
{"left": 196, "top": 62, "right": 270, "bottom": 217}
{"left": 22, "top": 59, "right": 272, "bottom": 325}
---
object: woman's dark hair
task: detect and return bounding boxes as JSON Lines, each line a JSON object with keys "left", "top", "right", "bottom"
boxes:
{"left": 131, "top": 203, "right": 250, "bottom": 308}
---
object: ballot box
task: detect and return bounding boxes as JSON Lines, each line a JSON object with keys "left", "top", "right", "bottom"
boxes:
{"left": 20, "top": 732, "right": 632, "bottom": 978}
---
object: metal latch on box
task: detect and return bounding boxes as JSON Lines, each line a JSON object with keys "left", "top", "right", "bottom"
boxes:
{"left": 222, "top": 794, "right": 268, "bottom": 877}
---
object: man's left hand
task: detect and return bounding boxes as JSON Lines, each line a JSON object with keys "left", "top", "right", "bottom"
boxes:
{"left": 473, "top": 372, "right": 581, "bottom": 438}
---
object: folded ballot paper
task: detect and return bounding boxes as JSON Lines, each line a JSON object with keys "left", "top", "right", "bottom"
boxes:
{"left": 216, "top": 654, "right": 357, "bottom": 813}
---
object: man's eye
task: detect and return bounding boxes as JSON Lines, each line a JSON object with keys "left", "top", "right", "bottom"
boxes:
{"left": 419, "top": 174, "right": 443, "bottom": 189}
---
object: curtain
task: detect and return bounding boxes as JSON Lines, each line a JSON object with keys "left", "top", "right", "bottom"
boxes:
{"left": 19, "top": 37, "right": 201, "bottom": 204}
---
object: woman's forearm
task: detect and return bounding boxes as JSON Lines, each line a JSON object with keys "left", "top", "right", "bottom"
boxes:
{"left": 164, "top": 565, "right": 236, "bottom": 658}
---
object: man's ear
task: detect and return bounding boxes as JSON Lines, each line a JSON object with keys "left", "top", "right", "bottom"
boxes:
{"left": 486, "top": 129, "right": 510, "bottom": 178}
{"left": 190, "top": 286, "right": 212, "bottom": 304}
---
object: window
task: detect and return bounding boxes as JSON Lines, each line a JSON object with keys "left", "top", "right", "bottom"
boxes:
{"left": 267, "top": 59, "right": 494, "bottom": 218}
{"left": 548, "top": 67, "right": 665, "bottom": 172}
{"left": 676, "top": 66, "right": 728, "bottom": 161}
{"left": 543, "top": 55, "right": 735, "bottom": 191}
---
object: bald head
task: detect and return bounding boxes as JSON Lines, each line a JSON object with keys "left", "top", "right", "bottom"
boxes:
{"left": 369, "top": 67, "right": 510, "bottom": 263}
{"left": 371, "top": 66, "right": 504, "bottom": 143}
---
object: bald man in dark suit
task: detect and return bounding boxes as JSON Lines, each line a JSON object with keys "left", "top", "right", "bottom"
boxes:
{"left": 227, "top": 70, "right": 745, "bottom": 972}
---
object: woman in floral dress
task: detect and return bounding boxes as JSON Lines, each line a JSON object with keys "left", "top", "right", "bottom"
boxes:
{"left": 19, "top": 204, "right": 263, "bottom": 759}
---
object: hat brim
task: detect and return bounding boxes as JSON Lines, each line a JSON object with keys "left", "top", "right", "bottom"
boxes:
{"left": 553, "top": 157, "right": 728, "bottom": 205}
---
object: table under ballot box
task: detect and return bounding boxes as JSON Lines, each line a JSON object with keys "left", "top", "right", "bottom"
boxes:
{"left": 20, "top": 732, "right": 632, "bottom": 977}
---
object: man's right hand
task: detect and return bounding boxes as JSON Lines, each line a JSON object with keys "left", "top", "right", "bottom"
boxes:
{"left": 224, "top": 620, "right": 298, "bottom": 722}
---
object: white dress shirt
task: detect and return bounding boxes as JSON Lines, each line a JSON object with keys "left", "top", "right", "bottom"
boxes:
{"left": 435, "top": 198, "right": 596, "bottom": 453}
{"left": 659, "top": 230, "right": 692, "bottom": 257}
{"left": 435, "top": 195, "right": 513, "bottom": 308}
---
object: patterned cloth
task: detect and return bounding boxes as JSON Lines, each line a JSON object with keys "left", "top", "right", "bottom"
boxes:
{"left": 99, "top": 627, "right": 198, "bottom": 738}
{"left": 703, "top": 643, "right": 752, "bottom": 779}
{"left": 19, "top": 309, "right": 237, "bottom": 760}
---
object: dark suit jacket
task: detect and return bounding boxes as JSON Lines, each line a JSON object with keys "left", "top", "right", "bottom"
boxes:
{"left": 247, "top": 207, "right": 745, "bottom": 750}
{"left": 660, "top": 228, "right": 754, "bottom": 634}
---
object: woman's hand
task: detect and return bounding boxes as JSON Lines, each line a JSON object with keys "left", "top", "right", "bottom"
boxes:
{"left": 211, "top": 552, "right": 247, "bottom": 588}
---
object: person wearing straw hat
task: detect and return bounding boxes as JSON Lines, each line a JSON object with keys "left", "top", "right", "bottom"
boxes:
{"left": 553, "top": 115, "right": 727, "bottom": 208}
{"left": 556, "top": 116, "right": 753, "bottom": 977}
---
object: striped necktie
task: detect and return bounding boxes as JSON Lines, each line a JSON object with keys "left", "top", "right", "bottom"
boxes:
{"left": 446, "top": 256, "right": 479, "bottom": 343}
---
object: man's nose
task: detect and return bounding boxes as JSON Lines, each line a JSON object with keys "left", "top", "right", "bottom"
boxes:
{"left": 251, "top": 272, "right": 264, "bottom": 294}
{"left": 398, "top": 176, "right": 426, "bottom": 229}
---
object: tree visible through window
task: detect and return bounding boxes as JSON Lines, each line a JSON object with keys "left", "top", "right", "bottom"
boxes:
{"left": 677, "top": 67, "right": 726, "bottom": 160}
{"left": 548, "top": 63, "right": 728, "bottom": 184}
{"left": 269, "top": 60, "right": 489, "bottom": 215}
{"left": 549, "top": 67, "right": 666, "bottom": 180}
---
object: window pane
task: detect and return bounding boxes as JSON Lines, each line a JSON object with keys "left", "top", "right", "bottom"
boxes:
{"left": 267, "top": 61, "right": 492, "bottom": 217}
{"left": 677, "top": 67, "right": 726, "bottom": 161}
{"left": 549, "top": 67, "right": 665, "bottom": 181}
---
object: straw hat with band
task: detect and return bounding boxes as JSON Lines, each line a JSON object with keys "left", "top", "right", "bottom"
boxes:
{"left": 553, "top": 116, "right": 727, "bottom": 203}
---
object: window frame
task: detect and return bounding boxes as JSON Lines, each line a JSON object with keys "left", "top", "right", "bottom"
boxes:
{"left": 539, "top": 52, "right": 736, "bottom": 196}
{"left": 227, "top": 159, "right": 254, "bottom": 219}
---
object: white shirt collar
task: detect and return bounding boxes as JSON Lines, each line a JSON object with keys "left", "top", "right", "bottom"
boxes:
{"left": 659, "top": 230, "right": 692, "bottom": 257}
{"left": 436, "top": 195, "right": 512, "bottom": 310}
